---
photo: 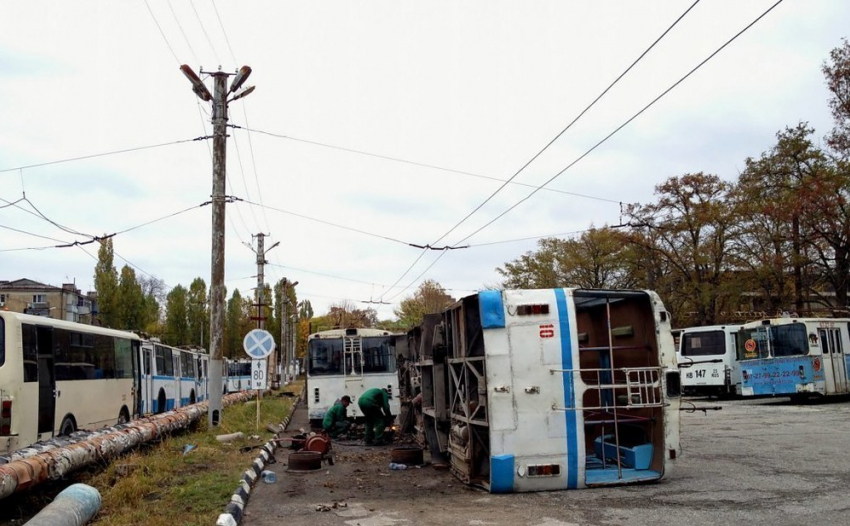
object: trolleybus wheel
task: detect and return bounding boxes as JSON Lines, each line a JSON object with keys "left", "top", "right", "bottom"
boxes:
{"left": 118, "top": 407, "right": 130, "bottom": 425}
{"left": 156, "top": 389, "right": 167, "bottom": 414}
{"left": 59, "top": 416, "right": 76, "bottom": 436}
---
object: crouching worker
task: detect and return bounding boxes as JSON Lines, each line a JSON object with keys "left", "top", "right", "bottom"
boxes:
{"left": 322, "top": 395, "right": 352, "bottom": 438}
{"left": 358, "top": 388, "right": 393, "bottom": 445}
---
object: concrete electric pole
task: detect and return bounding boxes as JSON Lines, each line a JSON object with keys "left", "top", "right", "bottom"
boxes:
{"left": 180, "top": 64, "right": 254, "bottom": 427}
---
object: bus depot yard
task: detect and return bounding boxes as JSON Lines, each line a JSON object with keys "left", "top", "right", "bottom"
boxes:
{"left": 243, "top": 395, "right": 850, "bottom": 526}
{"left": 2, "top": 387, "right": 850, "bottom": 525}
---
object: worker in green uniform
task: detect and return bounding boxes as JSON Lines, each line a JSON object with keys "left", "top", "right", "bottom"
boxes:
{"left": 358, "top": 388, "right": 393, "bottom": 445}
{"left": 322, "top": 395, "right": 352, "bottom": 438}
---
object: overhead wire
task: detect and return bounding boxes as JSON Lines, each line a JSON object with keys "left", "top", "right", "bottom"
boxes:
{"left": 143, "top": 0, "right": 180, "bottom": 63}
{"left": 429, "top": 0, "right": 703, "bottom": 248}
{"left": 377, "top": 0, "right": 702, "bottom": 302}
{"left": 451, "top": 0, "right": 785, "bottom": 248}
{"left": 167, "top": 0, "right": 201, "bottom": 65}
{"left": 0, "top": 137, "right": 208, "bottom": 174}
{"left": 381, "top": 0, "right": 784, "bottom": 302}
{"left": 232, "top": 124, "right": 620, "bottom": 204}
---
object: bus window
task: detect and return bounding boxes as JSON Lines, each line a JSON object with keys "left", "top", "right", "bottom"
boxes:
{"left": 22, "top": 324, "right": 37, "bottom": 382}
{"left": 681, "top": 331, "right": 726, "bottom": 357}
{"left": 114, "top": 339, "right": 134, "bottom": 379}
{"left": 0, "top": 317, "right": 5, "bottom": 367}
{"left": 771, "top": 323, "right": 808, "bottom": 357}
{"left": 308, "top": 340, "right": 343, "bottom": 376}
{"left": 181, "top": 352, "right": 192, "bottom": 379}
{"left": 93, "top": 335, "right": 117, "bottom": 379}
{"left": 155, "top": 345, "right": 174, "bottom": 376}
{"left": 362, "top": 337, "right": 396, "bottom": 373}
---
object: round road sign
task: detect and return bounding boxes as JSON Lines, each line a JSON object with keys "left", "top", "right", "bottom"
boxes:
{"left": 243, "top": 329, "right": 275, "bottom": 359}
{"left": 744, "top": 339, "right": 757, "bottom": 353}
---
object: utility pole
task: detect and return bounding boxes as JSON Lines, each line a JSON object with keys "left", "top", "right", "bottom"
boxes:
{"left": 250, "top": 234, "right": 278, "bottom": 385}
{"left": 180, "top": 64, "right": 254, "bottom": 428}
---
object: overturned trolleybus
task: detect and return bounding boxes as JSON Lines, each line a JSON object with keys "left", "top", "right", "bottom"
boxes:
{"left": 307, "top": 327, "right": 399, "bottom": 425}
{"left": 737, "top": 317, "right": 850, "bottom": 399}
{"left": 677, "top": 324, "right": 742, "bottom": 397}
{"left": 400, "top": 288, "right": 681, "bottom": 492}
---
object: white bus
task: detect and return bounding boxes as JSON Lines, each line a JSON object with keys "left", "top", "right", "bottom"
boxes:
{"left": 138, "top": 341, "right": 210, "bottom": 415}
{"left": 676, "top": 324, "right": 742, "bottom": 397}
{"left": 408, "top": 288, "right": 681, "bottom": 492}
{"left": 737, "top": 317, "right": 850, "bottom": 399}
{"left": 307, "top": 328, "right": 399, "bottom": 425}
{"left": 0, "top": 311, "right": 140, "bottom": 455}
{"left": 225, "top": 359, "right": 252, "bottom": 393}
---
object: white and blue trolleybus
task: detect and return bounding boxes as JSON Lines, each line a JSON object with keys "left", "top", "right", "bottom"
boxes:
{"left": 407, "top": 288, "right": 681, "bottom": 492}
{"left": 737, "top": 317, "right": 850, "bottom": 398}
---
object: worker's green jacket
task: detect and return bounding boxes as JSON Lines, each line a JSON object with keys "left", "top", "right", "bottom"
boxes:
{"left": 358, "top": 388, "right": 390, "bottom": 415}
{"left": 323, "top": 402, "right": 347, "bottom": 429}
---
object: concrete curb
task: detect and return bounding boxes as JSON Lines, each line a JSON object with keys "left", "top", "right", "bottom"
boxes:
{"left": 216, "top": 387, "right": 304, "bottom": 526}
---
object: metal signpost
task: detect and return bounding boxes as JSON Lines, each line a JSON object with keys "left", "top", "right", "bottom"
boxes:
{"left": 243, "top": 329, "right": 275, "bottom": 431}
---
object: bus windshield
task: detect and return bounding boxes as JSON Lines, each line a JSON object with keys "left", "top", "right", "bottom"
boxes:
{"left": 681, "top": 331, "right": 726, "bottom": 357}
{"left": 308, "top": 336, "right": 396, "bottom": 376}
{"left": 737, "top": 323, "right": 808, "bottom": 360}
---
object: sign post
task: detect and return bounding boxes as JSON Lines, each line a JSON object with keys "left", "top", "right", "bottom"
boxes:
{"left": 243, "top": 329, "right": 275, "bottom": 432}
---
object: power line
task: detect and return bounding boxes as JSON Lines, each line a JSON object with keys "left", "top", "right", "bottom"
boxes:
{"left": 0, "top": 137, "right": 208, "bottom": 174}
{"left": 230, "top": 124, "right": 620, "bottom": 204}
{"left": 167, "top": 0, "right": 201, "bottom": 65}
{"left": 211, "top": 0, "right": 238, "bottom": 64}
{"left": 237, "top": 197, "right": 416, "bottom": 248}
{"left": 143, "top": 0, "right": 180, "bottom": 64}
{"left": 379, "top": 1, "right": 786, "bottom": 303}
{"left": 429, "top": 0, "right": 702, "bottom": 247}
{"left": 189, "top": 0, "right": 220, "bottom": 63}
{"left": 452, "top": 0, "right": 785, "bottom": 247}
{"left": 0, "top": 223, "right": 71, "bottom": 244}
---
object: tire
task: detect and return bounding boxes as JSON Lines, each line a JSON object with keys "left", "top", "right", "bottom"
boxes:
{"left": 118, "top": 407, "right": 131, "bottom": 425}
{"left": 288, "top": 451, "right": 322, "bottom": 471}
{"left": 391, "top": 446, "right": 424, "bottom": 465}
{"left": 59, "top": 416, "right": 76, "bottom": 436}
{"left": 156, "top": 389, "right": 167, "bottom": 414}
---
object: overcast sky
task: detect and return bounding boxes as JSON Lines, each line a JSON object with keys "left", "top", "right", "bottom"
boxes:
{"left": 1, "top": 1, "right": 848, "bottom": 321}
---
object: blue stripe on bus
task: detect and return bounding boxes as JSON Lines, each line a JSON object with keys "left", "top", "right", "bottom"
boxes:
{"left": 554, "top": 288, "right": 578, "bottom": 489}
{"left": 478, "top": 290, "right": 506, "bottom": 329}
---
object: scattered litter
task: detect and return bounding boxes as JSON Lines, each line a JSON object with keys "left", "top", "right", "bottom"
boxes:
{"left": 216, "top": 432, "right": 244, "bottom": 443}
{"left": 261, "top": 470, "right": 277, "bottom": 483}
{"left": 249, "top": 435, "right": 260, "bottom": 440}
{"left": 182, "top": 444, "right": 197, "bottom": 456}
{"left": 315, "top": 501, "right": 347, "bottom": 512}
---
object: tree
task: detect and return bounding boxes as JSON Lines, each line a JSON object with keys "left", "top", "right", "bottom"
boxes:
{"left": 325, "top": 300, "right": 378, "bottom": 329}
{"left": 93, "top": 237, "right": 119, "bottom": 327}
{"left": 138, "top": 275, "right": 166, "bottom": 333}
{"left": 625, "top": 173, "right": 736, "bottom": 326}
{"left": 164, "top": 285, "right": 190, "bottom": 345}
{"left": 824, "top": 38, "right": 850, "bottom": 156}
{"left": 299, "top": 300, "right": 314, "bottom": 319}
{"left": 394, "top": 280, "right": 455, "bottom": 328}
{"left": 186, "top": 277, "right": 208, "bottom": 348}
{"left": 225, "top": 289, "right": 245, "bottom": 358}
{"left": 496, "top": 228, "right": 638, "bottom": 290}
{"left": 116, "top": 265, "right": 145, "bottom": 330}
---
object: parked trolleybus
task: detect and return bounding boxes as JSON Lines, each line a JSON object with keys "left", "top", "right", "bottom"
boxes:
{"left": 307, "top": 328, "right": 399, "bottom": 425}
{"left": 677, "top": 324, "right": 742, "bottom": 397}
{"left": 225, "top": 359, "right": 252, "bottom": 393}
{"left": 737, "top": 317, "right": 850, "bottom": 399}
{"left": 0, "top": 311, "right": 140, "bottom": 455}
{"left": 402, "top": 288, "right": 681, "bottom": 492}
{"left": 138, "top": 340, "right": 209, "bottom": 415}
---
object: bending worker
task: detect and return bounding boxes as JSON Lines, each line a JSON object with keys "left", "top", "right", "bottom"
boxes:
{"left": 322, "top": 395, "right": 351, "bottom": 438}
{"left": 358, "top": 388, "right": 393, "bottom": 445}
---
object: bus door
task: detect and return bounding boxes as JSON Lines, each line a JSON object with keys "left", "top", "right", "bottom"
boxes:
{"left": 819, "top": 327, "right": 848, "bottom": 394}
{"left": 141, "top": 348, "right": 153, "bottom": 414}
{"left": 173, "top": 354, "right": 182, "bottom": 408}
{"left": 35, "top": 326, "right": 56, "bottom": 436}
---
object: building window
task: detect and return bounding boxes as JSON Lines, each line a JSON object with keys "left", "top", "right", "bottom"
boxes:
{"left": 0, "top": 293, "right": 5, "bottom": 306}
{"left": 32, "top": 294, "right": 47, "bottom": 304}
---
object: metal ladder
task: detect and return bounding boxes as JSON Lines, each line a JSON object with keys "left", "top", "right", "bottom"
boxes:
{"left": 344, "top": 337, "right": 363, "bottom": 377}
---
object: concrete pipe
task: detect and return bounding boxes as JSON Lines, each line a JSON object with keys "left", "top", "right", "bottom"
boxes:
{"left": 24, "top": 483, "right": 101, "bottom": 526}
